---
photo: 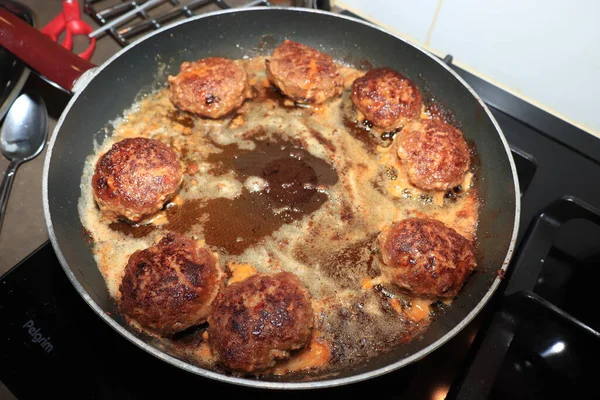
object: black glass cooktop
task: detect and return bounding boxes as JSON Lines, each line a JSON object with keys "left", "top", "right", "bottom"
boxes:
{"left": 1, "top": 58, "right": 599, "bottom": 399}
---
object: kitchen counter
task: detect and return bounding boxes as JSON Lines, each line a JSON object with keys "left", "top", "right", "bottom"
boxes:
{"left": 0, "top": 0, "right": 122, "bottom": 277}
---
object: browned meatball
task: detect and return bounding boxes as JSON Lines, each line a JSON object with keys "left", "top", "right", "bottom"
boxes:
{"left": 92, "top": 137, "right": 183, "bottom": 223}
{"left": 396, "top": 119, "right": 470, "bottom": 191}
{"left": 351, "top": 67, "right": 422, "bottom": 130}
{"left": 377, "top": 218, "right": 477, "bottom": 298}
{"left": 208, "top": 272, "right": 314, "bottom": 373}
{"left": 168, "top": 57, "right": 250, "bottom": 118}
{"left": 266, "top": 40, "right": 343, "bottom": 104}
{"left": 119, "top": 233, "right": 224, "bottom": 336}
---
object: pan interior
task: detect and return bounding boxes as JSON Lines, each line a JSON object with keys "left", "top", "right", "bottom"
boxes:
{"left": 44, "top": 8, "right": 517, "bottom": 387}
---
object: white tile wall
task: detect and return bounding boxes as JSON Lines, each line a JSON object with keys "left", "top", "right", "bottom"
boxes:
{"left": 335, "top": 0, "right": 440, "bottom": 45}
{"left": 336, "top": 0, "right": 600, "bottom": 137}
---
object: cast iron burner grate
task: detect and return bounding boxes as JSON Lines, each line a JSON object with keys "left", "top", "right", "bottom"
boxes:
{"left": 83, "top": 0, "right": 269, "bottom": 47}
{"left": 83, "top": 0, "right": 331, "bottom": 47}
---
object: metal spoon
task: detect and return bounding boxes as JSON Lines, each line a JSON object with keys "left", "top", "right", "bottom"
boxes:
{"left": 0, "top": 92, "right": 48, "bottom": 234}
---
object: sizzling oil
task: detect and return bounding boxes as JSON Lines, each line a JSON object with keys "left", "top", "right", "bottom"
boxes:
{"left": 78, "top": 56, "right": 479, "bottom": 378}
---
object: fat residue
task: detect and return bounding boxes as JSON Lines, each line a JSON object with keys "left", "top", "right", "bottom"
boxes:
{"left": 78, "top": 55, "right": 479, "bottom": 378}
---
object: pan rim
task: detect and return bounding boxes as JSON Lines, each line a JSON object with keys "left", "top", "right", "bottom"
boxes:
{"left": 42, "top": 6, "right": 521, "bottom": 390}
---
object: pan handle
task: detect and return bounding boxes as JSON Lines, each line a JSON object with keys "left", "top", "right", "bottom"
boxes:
{"left": 0, "top": 7, "right": 96, "bottom": 92}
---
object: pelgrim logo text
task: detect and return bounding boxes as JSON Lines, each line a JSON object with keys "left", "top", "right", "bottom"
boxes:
{"left": 23, "top": 320, "right": 54, "bottom": 353}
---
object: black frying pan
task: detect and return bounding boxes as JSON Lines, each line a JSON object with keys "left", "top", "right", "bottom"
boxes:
{"left": 0, "top": 7, "right": 520, "bottom": 389}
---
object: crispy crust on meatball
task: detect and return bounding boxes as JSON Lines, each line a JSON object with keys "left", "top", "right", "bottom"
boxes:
{"left": 208, "top": 272, "right": 314, "bottom": 373}
{"left": 377, "top": 218, "right": 477, "bottom": 298}
{"left": 119, "top": 233, "right": 224, "bottom": 336}
{"left": 266, "top": 40, "right": 343, "bottom": 104}
{"left": 396, "top": 119, "right": 470, "bottom": 191}
{"left": 351, "top": 67, "right": 422, "bottom": 130}
{"left": 92, "top": 137, "right": 183, "bottom": 222}
{"left": 168, "top": 57, "right": 250, "bottom": 118}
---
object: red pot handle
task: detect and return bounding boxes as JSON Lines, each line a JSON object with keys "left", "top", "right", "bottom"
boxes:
{"left": 0, "top": 6, "right": 96, "bottom": 92}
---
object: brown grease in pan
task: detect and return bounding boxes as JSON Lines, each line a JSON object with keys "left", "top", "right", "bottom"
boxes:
{"left": 78, "top": 56, "right": 479, "bottom": 379}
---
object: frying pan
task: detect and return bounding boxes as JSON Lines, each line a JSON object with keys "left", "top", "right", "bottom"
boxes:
{"left": 0, "top": 6, "right": 520, "bottom": 389}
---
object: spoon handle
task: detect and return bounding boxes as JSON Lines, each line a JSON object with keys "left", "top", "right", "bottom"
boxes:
{"left": 0, "top": 160, "right": 21, "bottom": 234}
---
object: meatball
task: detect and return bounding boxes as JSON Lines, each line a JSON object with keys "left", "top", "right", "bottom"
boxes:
{"left": 266, "top": 40, "right": 343, "bottom": 104}
{"left": 208, "top": 272, "right": 314, "bottom": 373}
{"left": 119, "top": 233, "right": 224, "bottom": 336}
{"left": 168, "top": 57, "right": 250, "bottom": 118}
{"left": 351, "top": 67, "right": 422, "bottom": 130}
{"left": 396, "top": 119, "right": 470, "bottom": 191}
{"left": 377, "top": 218, "right": 477, "bottom": 298}
{"left": 92, "top": 137, "right": 183, "bottom": 223}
